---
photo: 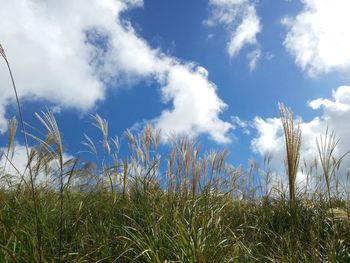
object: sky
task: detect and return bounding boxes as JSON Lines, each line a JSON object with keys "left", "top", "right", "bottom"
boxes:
{"left": 1, "top": 0, "right": 350, "bottom": 181}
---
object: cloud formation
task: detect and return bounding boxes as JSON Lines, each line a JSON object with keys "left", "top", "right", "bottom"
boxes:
{"left": 283, "top": 0, "right": 350, "bottom": 76}
{"left": 251, "top": 86, "right": 350, "bottom": 188}
{"left": 0, "top": 0, "right": 231, "bottom": 143}
{"left": 206, "top": 0, "right": 261, "bottom": 64}
{"left": 156, "top": 65, "right": 232, "bottom": 143}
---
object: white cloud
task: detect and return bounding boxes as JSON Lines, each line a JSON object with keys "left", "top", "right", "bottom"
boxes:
{"left": 231, "top": 116, "right": 250, "bottom": 135}
{"left": 206, "top": 0, "right": 261, "bottom": 59}
{"left": 0, "top": 0, "right": 232, "bottom": 143}
{"left": 156, "top": 65, "right": 232, "bottom": 143}
{"left": 227, "top": 6, "right": 261, "bottom": 57}
{"left": 251, "top": 117, "right": 284, "bottom": 156}
{"left": 206, "top": 0, "right": 252, "bottom": 26}
{"left": 247, "top": 49, "right": 261, "bottom": 70}
{"left": 283, "top": 0, "right": 350, "bottom": 76}
{"left": 251, "top": 86, "right": 350, "bottom": 191}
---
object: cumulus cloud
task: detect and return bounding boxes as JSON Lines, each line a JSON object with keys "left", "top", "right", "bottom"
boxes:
{"left": 206, "top": 0, "right": 261, "bottom": 61}
{"left": 251, "top": 117, "right": 284, "bottom": 157}
{"left": 251, "top": 86, "right": 350, "bottom": 190}
{"left": 0, "top": 0, "right": 231, "bottom": 143}
{"left": 156, "top": 65, "right": 232, "bottom": 143}
{"left": 283, "top": 0, "right": 350, "bottom": 76}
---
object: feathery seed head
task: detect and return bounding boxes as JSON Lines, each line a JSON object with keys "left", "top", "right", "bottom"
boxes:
{"left": 0, "top": 43, "right": 6, "bottom": 59}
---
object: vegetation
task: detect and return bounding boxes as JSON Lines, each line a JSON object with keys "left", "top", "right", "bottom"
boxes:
{"left": 1, "top": 44, "right": 350, "bottom": 262}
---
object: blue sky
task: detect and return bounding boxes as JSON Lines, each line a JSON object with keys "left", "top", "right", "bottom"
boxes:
{"left": 1, "top": 0, "right": 350, "bottom": 173}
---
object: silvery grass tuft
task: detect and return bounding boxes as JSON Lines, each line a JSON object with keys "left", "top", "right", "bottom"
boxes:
{"left": 316, "top": 129, "right": 350, "bottom": 215}
{"left": 279, "top": 103, "right": 303, "bottom": 262}
{"left": 279, "top": 103, "right": 301, "bottom": 211}
{"left": 0, "top": 43, "right": 6, "bottom": 59}
{"left": 2, "top": 117, "right": 18, "bottom": 173}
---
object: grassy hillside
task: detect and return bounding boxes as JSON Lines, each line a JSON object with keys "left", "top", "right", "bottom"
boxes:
{"left": 1, "top": 43, "right": 350, "bottom": 262}
{"left": 0, "top": 113, "right": 350, "bottom": 262}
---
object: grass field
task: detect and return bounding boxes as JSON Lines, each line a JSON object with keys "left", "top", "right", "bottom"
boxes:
{"left": 1, "top": 43, "right": 350, "bottom": 262}
{"left": 0, "top": 112, "right": 350, "bottom": 262}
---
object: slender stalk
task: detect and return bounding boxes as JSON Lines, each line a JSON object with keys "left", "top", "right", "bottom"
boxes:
{"left": 123, "top": 157, "right": 128, "bottom": 196}
{"left": 279, "top": 103, "right": 301, "bottom": 262}
{"left": 316, "top": 129, "right": 336, "bottom": 213}
{"left": 279, "top": 103, "right": 301, "bottom": 212}
{"left": 0, "top": 43, "right": 43, "bottom": 262}
{"left": 59, "top": 142, "right": 64, "bottom": 263}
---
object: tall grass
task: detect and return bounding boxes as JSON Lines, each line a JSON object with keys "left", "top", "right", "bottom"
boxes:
{"left": 0, "top": 110, "right": 349, "bottom": 261}
{"left": 1, "top": 43, "right": 350, "bottom": 262}
{"left": 279, "top": 103, "right": 301, "bottom": 213}
{"left": 279, "top": 103, "right": 302, "bottom": 262}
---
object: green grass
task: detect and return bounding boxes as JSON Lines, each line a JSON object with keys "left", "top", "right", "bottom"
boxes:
{"left": 0, "top": 117, "right": 350, "bottom": 262}
{"left": 1, "top": 183, "right": 350, "bottom": 262}
{"left": 1, "top": 42, "right": 350, "bottom": 262}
